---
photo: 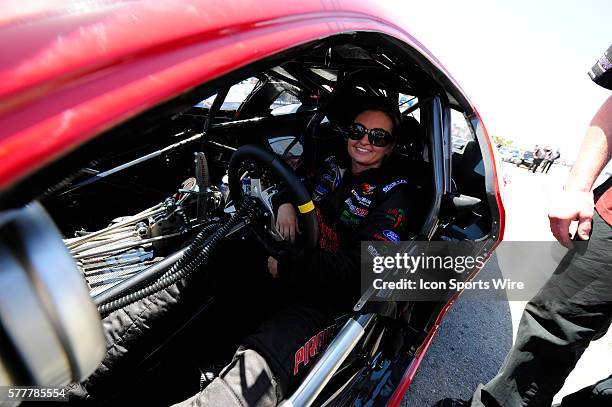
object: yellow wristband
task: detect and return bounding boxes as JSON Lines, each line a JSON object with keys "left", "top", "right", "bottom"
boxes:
{"left": 297, "top": 200, "right": 315, "bottom": 214}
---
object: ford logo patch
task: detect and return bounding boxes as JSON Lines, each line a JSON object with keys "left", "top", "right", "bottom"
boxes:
{"left": 382, "top": 230, "right": 400, "bottom": 242}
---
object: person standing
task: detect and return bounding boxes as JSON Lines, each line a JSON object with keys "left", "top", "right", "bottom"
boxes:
{"left": 539, "top": 147, "right": 552, "bottom": 172}
{"left": 434, "top": 44, "right": 612, "bottom": 407}
{"left": 542, "top": 149, "right": 561, "bottom": 174}
{"left": 529, "top": 145, "right": 545, "bottom": 173}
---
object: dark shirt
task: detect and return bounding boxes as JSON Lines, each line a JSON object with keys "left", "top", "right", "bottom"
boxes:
{"left": 588, "top": 44, "right": 612, "bottom": 91}
{"left": 278, "top": 155, "right": 417, "bottom": 300}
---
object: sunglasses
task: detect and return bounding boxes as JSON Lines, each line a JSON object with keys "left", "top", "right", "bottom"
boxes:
{"left": 346, "top": 123, "right": 395, "bottom": 147}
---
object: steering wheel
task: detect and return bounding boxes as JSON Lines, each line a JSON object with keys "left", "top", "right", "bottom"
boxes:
{"left": 228, "top": 144, "right": 319, "bottom": 257}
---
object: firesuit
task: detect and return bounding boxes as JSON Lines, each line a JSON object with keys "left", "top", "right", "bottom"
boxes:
{"left": 176, "top": 154, "right": 418, "bottom": 406}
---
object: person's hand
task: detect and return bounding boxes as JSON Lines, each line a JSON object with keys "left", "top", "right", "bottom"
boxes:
{"left": 267, "top": 256, "right": 279, "bottom": 278}
{"left": 275, "top": 202, "right": 300, "bottom": 243}
{"left": 548, "top": 189, "right": 594, "bottom": 248}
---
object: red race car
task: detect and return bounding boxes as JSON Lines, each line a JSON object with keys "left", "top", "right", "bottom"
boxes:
{"left": 0, "top": 1, "right": 505, "bottom": 405}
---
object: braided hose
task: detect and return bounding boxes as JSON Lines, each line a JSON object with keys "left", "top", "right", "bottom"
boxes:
{"left": 97, "top": 201, "right": 257, "bottom": 316}
{"left": 195, "top": 152, "right": 210, "bottom": 220}
{"left": 156, "top": 221, "right": 221, "bottom": 282}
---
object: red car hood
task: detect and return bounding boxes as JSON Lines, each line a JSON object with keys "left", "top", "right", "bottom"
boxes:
{"left": 0, "top": 0, "right": 465, "bottom": 193}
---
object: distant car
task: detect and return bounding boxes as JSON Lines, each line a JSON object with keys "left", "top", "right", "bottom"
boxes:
{"left": 498, "top": 147, "right": 521, "bottom": 163}
{"left": 514, "top": 150, "right": 534, "bottom": 168}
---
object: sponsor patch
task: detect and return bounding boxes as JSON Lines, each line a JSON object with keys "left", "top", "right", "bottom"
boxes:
{"left": 382, "top": 179, "right": 407, "bottom": 193}
{"left": 385, "top": 208, "right": 406, "bottom": 230}
{"left": 361, "top": 183, "right": 376, "bottom": 195}
{"left": 315, "top": 184, "right": 328, "bottom": 195}
{"left": 382, "top": 229, "right": 400, "bottom": 242}
{"left": 353, "top": 207, "right": 369, "bottom": 217}
{"left": 321, "top": 156, "right": 342, "bottom": 187}
{"left": 313, "top": 184, "right": 329, "bottom": 202}
{"left": 344, "top": 198, "right": 369, "bottom": 217}
{"left": 294, "top": 324, "right": 336, "bottom": 375}
{"left": 351, "top": 189, "right": 372, "bottom": 206}
{"left": 333, "top": 170, "right": 342, "bottom": 187}
{"left": 340, "top": 209, "right": 361, "bottom": 225}
{"left": 324, "top": 155, "right": 337, "bottom": 164}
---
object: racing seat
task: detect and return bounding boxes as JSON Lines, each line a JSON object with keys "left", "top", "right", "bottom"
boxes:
{"left": 388, "top": 115, "right": 433, "bottom": 234}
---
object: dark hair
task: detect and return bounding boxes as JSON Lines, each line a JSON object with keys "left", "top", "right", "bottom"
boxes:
{"left": 353, "top": 102, "right": 400, "bottom": 135}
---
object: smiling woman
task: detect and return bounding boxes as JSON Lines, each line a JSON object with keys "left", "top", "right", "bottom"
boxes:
{"left": 347, "top": 109, "right": 398, "bottom": 173}
{"left": 232, "top": 101, "right": 419, "bottom": 406}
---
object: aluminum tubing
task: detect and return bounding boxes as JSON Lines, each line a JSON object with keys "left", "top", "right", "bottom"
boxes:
{"left": 65, "top": 204, "right": 164, "bottom": 249}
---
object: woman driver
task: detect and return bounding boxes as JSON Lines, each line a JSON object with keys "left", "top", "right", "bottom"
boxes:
{"left": 176, "top": 104, "right": 417, "bottom": 407}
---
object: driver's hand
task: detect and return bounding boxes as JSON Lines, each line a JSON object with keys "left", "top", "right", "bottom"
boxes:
{"left": 276, "top": 203, "right": 301, "bottom": 243}
{"left": 548, "top": 189, "right": 594, "bottom": 249}
{"left": 267, "top": 256, "right": 279, "bottom": 278}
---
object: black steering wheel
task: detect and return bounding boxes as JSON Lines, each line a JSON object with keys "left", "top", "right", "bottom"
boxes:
{"left": 228, "top": 144, "right": 319, "bottom": 257}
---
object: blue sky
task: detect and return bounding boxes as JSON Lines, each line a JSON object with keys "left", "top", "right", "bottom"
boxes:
{"left": 383, "top": 0, "right": 611, "bottom": 159}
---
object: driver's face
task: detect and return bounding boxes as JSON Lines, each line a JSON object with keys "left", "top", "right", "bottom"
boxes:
{"left": 347, "top": 110, "right": 394, "bottom": 173}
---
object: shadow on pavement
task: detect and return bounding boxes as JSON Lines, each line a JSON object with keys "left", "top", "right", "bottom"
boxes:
{"left": 401, "top": 253, "right": 513, "bottom": 406}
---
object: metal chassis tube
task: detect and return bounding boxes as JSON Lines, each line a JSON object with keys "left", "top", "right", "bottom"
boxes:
{"left": 280, "top": 313, "right": 376, "bottom": 407}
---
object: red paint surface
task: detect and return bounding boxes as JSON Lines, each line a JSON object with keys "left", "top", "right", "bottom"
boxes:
{"left": 475, "top": 108, "right": 506, "bottom": 245}
{"left": 0, "top": 0, "right": 460, "bottom": 192}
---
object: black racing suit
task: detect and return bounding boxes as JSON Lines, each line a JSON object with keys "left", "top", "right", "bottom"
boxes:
{"left": 176, "top": 155, "right": 417, "bottom": 406}
{"left": 275, "top": 154, "right": 418, "bottom": 304}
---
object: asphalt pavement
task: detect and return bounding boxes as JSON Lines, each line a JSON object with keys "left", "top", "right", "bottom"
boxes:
{"left": 400, "top": 256, "right": 513, "bottom": 406}
{"left": 400, "top": 161, "right": 612, "bottom": 406}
